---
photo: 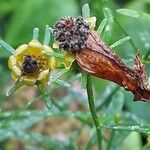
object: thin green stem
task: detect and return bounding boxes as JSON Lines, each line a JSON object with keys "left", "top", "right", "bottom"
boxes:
{"left": 86, "top": 74, "right": 102, "bottom": 150}
{"left": 107, "top": 129, "right": 115, "bottom": 150}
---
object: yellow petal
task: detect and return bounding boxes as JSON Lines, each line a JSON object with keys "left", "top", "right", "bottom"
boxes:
{"left": 37, "top": 69, "right": 49, "bottom": 84}
{"left": 21, "top": 77, "right": 36, "bottom": 86}
{"left": 43, "top": 45, "right": 58, "bottom": 70}
{"left": 8, "top": 55, "right": 17, "bottom": 69}
{"left": 86, "top": 17, "right": 96, "bottom": 30}
{"left": 50, "top": 57, "right": 58, "bottom": 70}
{"left": 11, "top": 66, "right": 22, "bottom": 77}
{"left": 43, "top": 45, "right": 53, "bottom": 53}
{"left": 11, "top": 72, "right": 18, "bottom": 80}
{"left": 53, "top": 42, "right": 59, "bottom": 49}
{"left": 15, "top": 44, "right": 28, "bottom": 59}
{"left": 64, "top": 52, "right": 75, "bottom": 69}
{"left": 27, "top": 40, "right": 44, "bottom": 56}
{"left": 29, "top": 40, "right": 42, "bottom": 48}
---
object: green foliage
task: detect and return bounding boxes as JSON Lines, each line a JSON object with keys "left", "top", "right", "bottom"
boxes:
{"left": 0, "top": 0, "right": 150, "bottom": 149}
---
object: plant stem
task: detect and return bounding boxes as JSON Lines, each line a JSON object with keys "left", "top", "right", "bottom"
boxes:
{"left": 86, "top": 74, "right": 102, "bottom": 150}
{"left": 37, "top": 83, "right": 63, "bottom": 111}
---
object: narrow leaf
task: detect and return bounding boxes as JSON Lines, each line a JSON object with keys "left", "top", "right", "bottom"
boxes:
{"left": 48, "top": 69, "right": 69, "bottom": 85}
{"left": 110, "top": 36, "right": 131, "bottom": 49}
{"left": 42, "top": 50, "right": 64, "bottom": 59}
{"left": 82, "top": 3, "right": 90, "bottom": 19}
{"left": 102, "top": 8, "right": 114, "bottom": 43}
{"left": 43, "top": 25, "right": 51, "bottom": 45}
{"left": 0, "top": 40, "right": 15, "bottom": 54}
{"left": 116, "top": 9, "right": 150, "bottom": 21}
{"left": 32, "top": 28, "right": 39, "bottom": 40}
{"left": 97, "top": 19, "right": 107, "bottom": 36}
{"left": 37, "top": 83, "right": 52, "bottom": 110}
{"left": 7, "top": 81, "right": 24, "bottom": 96}
{"left": 54, "top": 79, "right": 71, "bottom": 88}
{"left": 103, "top": 124, "right": 150, "bottom": 135}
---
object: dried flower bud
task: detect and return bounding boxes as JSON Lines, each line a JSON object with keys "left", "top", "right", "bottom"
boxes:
{"left": 53, "top": 17, "right": 90, "bottom": 51}
{"left": 54, "top": 17, "right": 150, "bottom": 101}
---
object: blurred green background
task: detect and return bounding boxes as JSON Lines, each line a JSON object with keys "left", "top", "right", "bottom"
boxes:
{"left": 0, "top": 0, "right": 150, "bottom": 150}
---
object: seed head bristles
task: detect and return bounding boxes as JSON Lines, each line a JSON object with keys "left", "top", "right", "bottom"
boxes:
{"left": 53, "top": 16, "right": 90, "bottom": 52}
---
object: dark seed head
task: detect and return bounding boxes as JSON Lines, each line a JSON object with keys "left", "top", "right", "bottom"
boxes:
{"left": 53, "top": 16, "right": 90, "bottom": 52}
{"left": 22, "top": 55, "right": 38, "bottom": 73}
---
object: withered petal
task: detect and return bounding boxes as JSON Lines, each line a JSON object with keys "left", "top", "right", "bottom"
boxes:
{"left": 76, "top": 31, "right": 150, "bottom": 101}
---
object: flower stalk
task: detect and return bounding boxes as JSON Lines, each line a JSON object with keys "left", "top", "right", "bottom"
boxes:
{"left": 86, "top": 74, "right": 102, "bottom": 150}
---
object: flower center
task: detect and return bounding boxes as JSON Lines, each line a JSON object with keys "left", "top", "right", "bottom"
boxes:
{"left": 22, "top": 55, "right": 39, "bottom": 73}
{"left": 54, "top": 17, "right": 90, "bottom": 52}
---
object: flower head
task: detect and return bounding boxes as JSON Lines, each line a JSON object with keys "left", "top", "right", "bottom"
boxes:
{"left": 8, "top": 40, "right": 57, "bottom": 86}
{"left": 53, "top": 17, "right": 90, "bottom": 52}
{"left": 53, "top": 16, "right": 150, "bottom": 101}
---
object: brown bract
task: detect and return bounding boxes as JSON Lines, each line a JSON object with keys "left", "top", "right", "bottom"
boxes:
{"left": 76, "top": 31, "right": 150, "bottom": 101}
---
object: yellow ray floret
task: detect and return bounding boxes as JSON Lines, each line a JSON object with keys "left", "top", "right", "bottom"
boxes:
{"left": 8, "top": 40, "right": 58, "bottom": 86}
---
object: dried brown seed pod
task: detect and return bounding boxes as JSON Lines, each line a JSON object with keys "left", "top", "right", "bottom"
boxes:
{"left": 54, "top": 17, "right": 150, "bottom": 101}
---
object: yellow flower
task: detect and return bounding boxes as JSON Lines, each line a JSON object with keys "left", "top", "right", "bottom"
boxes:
{"left": 86, "top": 16, "right": 96, "bottom": 30}
{"left": 8, "top": 40, "right": 58, "bottom": 86}
{"left": 64, "top": 52, "right": 75, "bottom": 69}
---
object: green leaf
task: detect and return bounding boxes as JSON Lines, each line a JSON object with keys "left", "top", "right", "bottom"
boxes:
{"left": 102, "top": 7, "right": 114, "bottom": 43}
{"left": 43, "top": 25, "right": 51, "bottom": 45}
{"left": 0, "top": 39, "right": 15, "bottom": 55}
{"left": 37, "top": 83, "right": 52, "bottom": 110}
{"left": 110, "top": 36, "right": 131, "bottom": 49}
{"left": 48, "top": 69, "right": 69, "bottom": 85}
{"left": 42, "top": 50, "right": 64, "bottom": 59}
{"left": 32, "top": 27, "right": 39, "bottom": 40}
{"left": 107, "top": 90, "right": 124, "bottom": 115}
{"left": 103, "top": 124, "right": 150, "bottom": 135}
{"left": 5, "top": 0, "right": 79, "bottom": 45}
{"left": 82, "top": 3, "right": 90, "bottom": 19}
{"left": 7, "top": 81, "right": 24, "bottom": 96}
{"left": 97, "top": 19, "right": 107, "bottom": 36}
{"left": 116, "top": 9, "right": 150, "bottom": 21}
{"left": 96, "top": 84, "right": 120, "bottom": 110}
{"left": 0, "top": 129, "right": 67, "bottom": 149}
{"left": 54, "top": 79, "right": 71, "bottom": 88}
